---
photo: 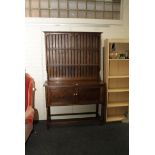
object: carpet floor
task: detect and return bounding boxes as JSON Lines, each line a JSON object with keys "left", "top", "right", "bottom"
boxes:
{"left": 25, "top": 121, "right": 129, "bottom": 155}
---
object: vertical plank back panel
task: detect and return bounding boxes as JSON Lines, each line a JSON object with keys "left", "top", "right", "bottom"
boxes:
{"left": 45, "top": 32, "right": 101, "bottom": 81}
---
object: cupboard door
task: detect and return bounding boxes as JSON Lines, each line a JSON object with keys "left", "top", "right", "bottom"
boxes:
{"left": 77, "top": 87, "right": 100, "bottom": 105}
{"left": 47, "top": 87, "right": 74, "bottom": 106}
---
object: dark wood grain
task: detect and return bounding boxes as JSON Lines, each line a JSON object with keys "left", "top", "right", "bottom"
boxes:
{"left": 44, "top": 32, "right": 105, "bottom": 125}
{"left": 45, "top": 32, "right": 100, "bottom": 81}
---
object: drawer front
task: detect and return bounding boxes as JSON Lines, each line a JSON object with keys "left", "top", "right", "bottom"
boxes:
{"left": 46, "top": 87, "right": 74, "bottom": 106}
{"left": 77, "top": 87, "right": 101, "bottom": 105}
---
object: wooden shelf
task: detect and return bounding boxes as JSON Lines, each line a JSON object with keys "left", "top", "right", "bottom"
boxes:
{"left": 108, "top": 75, "right": 129, "bottom": 79}
{"left": 107, "top": 115, "right": 127, "bottom": 122}
{"left": 107, "top": 39, "right": 129, "bottom": 43}
{"left": 108, "top": 88, "right": 129, "bottom": 93}
{"left": 109, "top": 59, "right": 129, "bottom": 61}
{"left": 45, "top": 32, "right": 101, "bottom": 80}
{"left": 44, "top": 32, "right": 104, "bottom": 125}
{"left": 107, "top": 102, "right": 128, "bottom": 108}
{"left": 104, "top": 39, "right": 129, "bottom": 123}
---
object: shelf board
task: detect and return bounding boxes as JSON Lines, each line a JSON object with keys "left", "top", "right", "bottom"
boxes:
{"left": 108, "top": 75, "right": 129, "bottom": 79}
{"left": 108, "top": 88, "right": 129, "bottom": 93}
{"left": 107, "top": 102, "right": 128, "bottom": 108}
{"left": 109, "top": 59, "right": 129, "bottom": 61}
{"left": 108, "top": 39, "right": 129, "bottom": 43}
{"left": 107, "top": 115, "right": 127, "bottom": 122}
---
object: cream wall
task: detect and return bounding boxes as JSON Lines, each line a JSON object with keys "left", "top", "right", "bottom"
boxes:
{"left": 25, "top": 0, "right": 129, "bottom": 120}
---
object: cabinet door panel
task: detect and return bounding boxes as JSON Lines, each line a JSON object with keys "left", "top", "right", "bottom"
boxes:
{"left": 47, "top": 88, "right": 74, "bottom": 106}
{"left": 77, "top": 87, "right": 100, "bottom": 105}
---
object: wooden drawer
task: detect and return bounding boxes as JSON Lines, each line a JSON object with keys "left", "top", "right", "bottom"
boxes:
{"left": 46, "top": 87, "right": 74, "bottom": 106}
